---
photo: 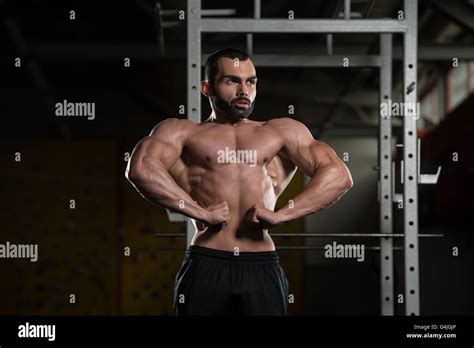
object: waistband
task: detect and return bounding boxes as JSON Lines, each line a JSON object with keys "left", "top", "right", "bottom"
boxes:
{"left": 185, "top": 245, "right": 279, "bottom": 264}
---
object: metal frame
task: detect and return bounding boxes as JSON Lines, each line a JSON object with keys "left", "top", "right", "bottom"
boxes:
{"left": 201, "top": 54, "right": 382, "bottom": 67}
{"left": 155, "top": 232, "right": 443, "bottom": 238}
{"left": 246, "top": 0, "right": 261, "bottom": 54}
{"left": 200, "top": 19, "right": 406, "bottom": 33}
{"left": 402, "top": 0, "right": 420, "bottom": 316}
{"left": 184, "top": 0, "right": 421, "bottom": 316}
{"left": 379, "top": 33, "right": 394, "bottom": 316}
{"left": 154, "top": 246, "right": 410, "bottom": 251}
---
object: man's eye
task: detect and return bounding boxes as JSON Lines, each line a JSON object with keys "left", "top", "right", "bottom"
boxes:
{"left": 247, "top": 80, "right": 256, "bottom": 85}
{"left": 227, "top": 79, "right": 238, "bottom": 84}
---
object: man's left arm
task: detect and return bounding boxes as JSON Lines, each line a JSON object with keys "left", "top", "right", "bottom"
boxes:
{"left": 249, "top": 118, "right": 353, "bottom": 228}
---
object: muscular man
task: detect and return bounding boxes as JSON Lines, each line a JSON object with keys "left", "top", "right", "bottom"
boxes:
{"left": 126, "top": 48, "right": 353, "bottom": 316}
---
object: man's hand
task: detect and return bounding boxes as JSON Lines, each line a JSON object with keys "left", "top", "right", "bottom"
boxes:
{"left": 205, "top": 201, "right": 230, "bottom": 226}
{"left": 246, "top": 204, "right": 282, "bottom": 230}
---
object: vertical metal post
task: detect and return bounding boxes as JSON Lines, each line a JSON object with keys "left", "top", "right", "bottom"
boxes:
{"left": 154, "top": 3, "right": 165, "bottom": 55}
{"left": 187, "top": 0, "right": 202, "bottom": 247}
{"left": 246, "top": 0, "right": 261, "bottom": 54}
{"left": 403, "top": 0, "right": 420, "bottom": 315}
{"left": 379, "top": 33, "right": 394, "bottom": 316}
{"left": 344, "top": 0, "right": 351, "bottom": 19}
{"left": 437, "top": 68, "right": 446, "bottom": 120}
{"left": 326, "top": 34, "right": 333, "bottom": 55}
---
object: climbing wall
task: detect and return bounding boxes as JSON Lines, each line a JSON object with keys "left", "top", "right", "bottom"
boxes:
{"left": 121, "top": 170, "right": 185, "bottom": 315}
{"left": 0, "top": 139, "right": 119, "bottom": 314}
{"left": 120, "top": 156, "right": 306, "bottom": 315}
{"left": 273, "top": 170, "right": 305, "bottom": 315}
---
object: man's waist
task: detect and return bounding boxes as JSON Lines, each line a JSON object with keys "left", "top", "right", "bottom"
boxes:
{"left": 185, "top": 244, "right": 279, "bottom": 264}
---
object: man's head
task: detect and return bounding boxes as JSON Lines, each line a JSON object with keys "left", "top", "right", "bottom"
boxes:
{"left": 201, "top": 48, "right": 257, "bottom": 121}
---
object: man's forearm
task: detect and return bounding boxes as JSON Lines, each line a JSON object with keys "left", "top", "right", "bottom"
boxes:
{"left": 128, "top": 166, "right": 209, "bottom": 223}
{"left": 276, "top": 164, "right": 352, "bottom": 223}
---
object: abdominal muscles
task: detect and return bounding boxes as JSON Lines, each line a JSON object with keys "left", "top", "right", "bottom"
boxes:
{"left": 187, "top": 164, "right": 278, "bottom": 249}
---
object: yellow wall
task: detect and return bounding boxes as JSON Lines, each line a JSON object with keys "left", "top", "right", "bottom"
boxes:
{"left": 0, "top": 140, "right": 305, "bottom": 315}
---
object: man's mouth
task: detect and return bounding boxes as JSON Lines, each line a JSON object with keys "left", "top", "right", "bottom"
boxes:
{"left": 233, "top": 100, "right": 250, "bottom": 108}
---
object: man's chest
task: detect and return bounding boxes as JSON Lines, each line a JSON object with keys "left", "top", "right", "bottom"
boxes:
{"left": 184, "top": 124, "right": 284, "bottom": 167}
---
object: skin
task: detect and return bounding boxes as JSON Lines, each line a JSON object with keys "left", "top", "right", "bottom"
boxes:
{"left": 126, "top": 57, "right": 353, "bottom": 252}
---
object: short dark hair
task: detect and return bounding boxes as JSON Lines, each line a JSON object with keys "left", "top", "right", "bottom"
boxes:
{"left": 204, "top": 48, "right": 250, "bottom": 86}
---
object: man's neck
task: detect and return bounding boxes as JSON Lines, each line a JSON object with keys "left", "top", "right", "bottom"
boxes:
{"left": 205, "top": 111, "right": 249, "bottom": 125}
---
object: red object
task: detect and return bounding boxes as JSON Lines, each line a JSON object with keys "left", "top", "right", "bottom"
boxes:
{"left": 421, "top": 94, "right": 474, "bottom": 225}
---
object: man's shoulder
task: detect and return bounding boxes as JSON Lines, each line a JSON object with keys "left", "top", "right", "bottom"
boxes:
{"left": 154, "top": 117, "right": 196, "bottom": 128}
{"left": 265, "top": 117, "right": 308, "bottom": 131}
{"left": 150, "top": 118, "right": 196, "bottom": 136}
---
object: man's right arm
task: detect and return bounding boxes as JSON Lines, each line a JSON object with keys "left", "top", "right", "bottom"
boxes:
{"left": 125, "top": 118, "right": 213, "bottom": 223}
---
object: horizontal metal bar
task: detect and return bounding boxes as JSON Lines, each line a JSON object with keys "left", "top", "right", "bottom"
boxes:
{"left": 270, "top": 233, "right": 444, "bottom": 238}
{"left": 200, "top": 19, "right": 406, "bottom": 33}
{"left": 276, "top": 246, "right": 405, "bottom": 251}
{"left": 154, "top": 233, "right": 187, "bottom": 237}
{"left": 154, "top": 233, "right": 444, "bottom": 238}
{"left": 202, "top": 54, "right": 382, "bottom": 67}
{"left": 393, "top": 45, "right": 474, "bottom": 60}
{"left": 161, "top": 9, "right": 236, "bottom": 17}
{"left": 155, "top": 247, "right": 186, "bottom": 250}
{"left": 201, "top": 9, "right": 237, "bottom": 17}
{"left": 162, "top": 22, "right": 181, "bottom": 28}
{"left": 153, "top": 246, "right": 406, "bottom": 251}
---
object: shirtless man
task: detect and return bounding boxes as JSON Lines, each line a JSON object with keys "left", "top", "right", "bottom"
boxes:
{"left": 126, "top": 48, "right": 353, "bottom": 316}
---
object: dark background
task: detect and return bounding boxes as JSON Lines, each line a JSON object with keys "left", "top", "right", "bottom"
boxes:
{"left": 0, "top": 0, "right": 473, "bottom": 315}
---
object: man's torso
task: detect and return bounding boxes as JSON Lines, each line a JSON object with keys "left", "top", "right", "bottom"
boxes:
{"left": 169, "top": 118, "right": 297, "bottom": 251}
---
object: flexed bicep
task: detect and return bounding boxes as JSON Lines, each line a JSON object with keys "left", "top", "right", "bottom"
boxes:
{"left": 124, "top": 118, "right": 210, "bottom": 223}
{"left": 271, "top": 117, "right": 352, "bottom": 189}
{"left": 126, "top": 118, "right": 187, "bottom": 180}
{"left": 274, "top": 118, "right": 341, "bottom": 177}
{"left": 269, "top": 118, "right": 353, "bottom": 223}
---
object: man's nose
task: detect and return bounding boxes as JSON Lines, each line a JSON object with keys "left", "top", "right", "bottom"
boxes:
{"left": 237, "top": 82, "right": 249, "bottom": 97}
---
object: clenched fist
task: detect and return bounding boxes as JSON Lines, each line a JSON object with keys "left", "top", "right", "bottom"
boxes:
{"left": 245, "top": 204, "right": 282, "bottom": 230}
{"left": 205, "top": 201, "right": 230, "bottom": 226}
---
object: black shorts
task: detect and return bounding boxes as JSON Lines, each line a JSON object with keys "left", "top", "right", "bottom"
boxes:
{"left": 173, "top": 245, "right": 289, "bottom": 316}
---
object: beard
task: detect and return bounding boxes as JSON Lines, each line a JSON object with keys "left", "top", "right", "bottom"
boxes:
{"left": 211, "top": 93, "right": 255, "bottom": 119}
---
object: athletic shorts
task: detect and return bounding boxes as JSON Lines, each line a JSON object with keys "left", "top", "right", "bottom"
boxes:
{"left": 173, "top": 245, "right": 289, "bottom": 316}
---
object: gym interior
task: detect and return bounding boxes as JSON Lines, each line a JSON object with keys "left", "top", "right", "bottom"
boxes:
{"left": 0, "top": 0, "right": 473, "bottom": 317}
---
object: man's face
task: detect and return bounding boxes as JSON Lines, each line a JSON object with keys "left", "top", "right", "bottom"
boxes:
{"left": 208, "top": 57, "right": 257, "bottom": 120}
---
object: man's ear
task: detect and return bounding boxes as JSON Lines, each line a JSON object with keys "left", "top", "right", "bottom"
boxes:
{"left": 201, "top": 80, "right": 214, "bottom": 97}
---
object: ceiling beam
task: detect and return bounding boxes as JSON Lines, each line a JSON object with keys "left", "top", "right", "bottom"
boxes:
{"left": 28, "top": 43, "right": 474, "bottom": 61}
{"left": 429, "top": 0, "right": 474, "bottom": 32}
